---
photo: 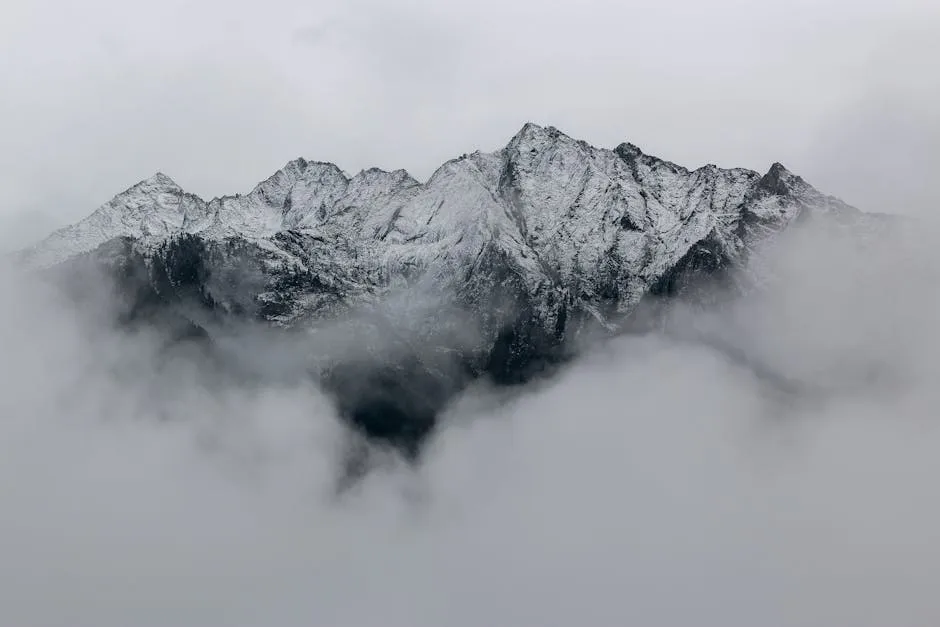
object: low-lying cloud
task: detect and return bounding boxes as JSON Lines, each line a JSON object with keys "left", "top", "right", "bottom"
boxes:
{"left": 2, "top": 214, "right": 940, "bottom": 626}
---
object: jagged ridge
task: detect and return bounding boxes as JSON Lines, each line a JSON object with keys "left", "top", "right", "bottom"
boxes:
{"left": 22, "top": 123, "right": 869, "bottom": 455}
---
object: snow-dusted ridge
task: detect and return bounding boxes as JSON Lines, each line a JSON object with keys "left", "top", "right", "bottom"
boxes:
{"left": 24, "top": 123, "right": 854, "bottom": 270}
{"left": 23, "top": 121, "right": 873, "bottom": 331}
{"left": 20, "top": 123, "right": 880, "bottom": 452}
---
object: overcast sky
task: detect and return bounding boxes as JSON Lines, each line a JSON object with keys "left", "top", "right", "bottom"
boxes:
{"left": 4, "top": 4, "right": 940, "bottom": 624}
{"left": 2, "top": 0, "right": 938, "bottom": 244}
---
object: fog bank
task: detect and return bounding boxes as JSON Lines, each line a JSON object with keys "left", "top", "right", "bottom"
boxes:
{"left": 1, "top": 216, "right": 940, "bottom": 626}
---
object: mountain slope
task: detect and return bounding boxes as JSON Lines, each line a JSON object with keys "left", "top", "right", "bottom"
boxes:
{"left": 22, "top": 123, "right": 870, "bottom": 454}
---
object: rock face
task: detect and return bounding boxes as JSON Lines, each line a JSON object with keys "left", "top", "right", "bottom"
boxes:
{"left": 22, "top": 123, "right": 868, "bottom": 453}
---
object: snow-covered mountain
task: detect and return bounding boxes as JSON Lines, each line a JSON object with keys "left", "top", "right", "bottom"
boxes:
{"left": 22, "top": 123, "right": 876, "bottom": 453}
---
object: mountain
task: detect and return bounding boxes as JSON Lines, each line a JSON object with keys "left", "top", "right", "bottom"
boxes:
{"left": 20, "top": 123, "right": 875, "bottom": 456}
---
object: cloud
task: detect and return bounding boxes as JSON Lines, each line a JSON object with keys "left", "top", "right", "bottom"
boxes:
{"left": 801, "top": 21, "right": 940, "bottom": 215}
{"left": 1, "top": 210, "right": 940, "bottom": 626}
{"left": 292, "top": 21, "right": 336, "bottom": 47}
{"left": 3, "top": 1, "right": 940, "bottom": 624}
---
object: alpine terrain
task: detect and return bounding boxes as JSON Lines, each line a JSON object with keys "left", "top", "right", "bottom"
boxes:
{"left": 20, "top": 123, "right": 877, "bottom": 456}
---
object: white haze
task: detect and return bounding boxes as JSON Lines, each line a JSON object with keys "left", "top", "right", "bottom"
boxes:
{"left": 2, "top": 0, "right": 938, "bottom": 229}
{"left": 2, "top": 216, "right": 940, "bottom": 627}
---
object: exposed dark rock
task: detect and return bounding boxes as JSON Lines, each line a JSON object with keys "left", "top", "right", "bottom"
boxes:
{"left": 24, "top": 123, "right": 876, "bottom": 459}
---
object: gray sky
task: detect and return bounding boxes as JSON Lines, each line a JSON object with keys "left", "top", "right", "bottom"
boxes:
{"left": 3, "top": 5, "right": 940, "bottom": 623}
{"left": 1, "top": 0, "right": 938, "bottom": 243}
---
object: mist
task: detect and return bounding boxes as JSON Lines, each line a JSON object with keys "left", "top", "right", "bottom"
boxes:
{"left": 2, "top": 213, "right": 940, "bottom": 627}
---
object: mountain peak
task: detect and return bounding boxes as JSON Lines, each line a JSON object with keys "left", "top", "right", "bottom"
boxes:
{"left": 767, "top": 162, "right": 791, "bottom": 176}
{"left": 757, "top": 162, "right": 802, "bottom": 196}
{"left": 614, "top": 142, "right": 645, "bottom": 161}
{"left": 25, "top": 125, "right": 861, "bottom": 276}
{"left": 282, "top": 157, "right": 309, "bottom": 173}
{"left": 351, "top": 167, "right": 419, "bottom": 187}
{"left": 277, "top": 158, "right": 346, "bottom": 179}
{"left": 507, "top": 123, "right": 579, "bottom": 158}
{"left": 511, "top": 121, "right": 569, "bottom": 140}
{"left": 514, "top": 121, "right": 545, "bottom": 136}
{"left": 138, "top": 172, "right": 180, "bottom": 190}
{"left": 109, "top": 172, "right": 183, "bottom": 201}
{"left": 22, "top": 127, "right": 871, "bottom": 458}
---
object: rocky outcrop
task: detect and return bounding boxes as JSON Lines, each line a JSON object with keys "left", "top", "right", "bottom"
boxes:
{"left": 22, "top": 123, "right": 870, "bottom": 454}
